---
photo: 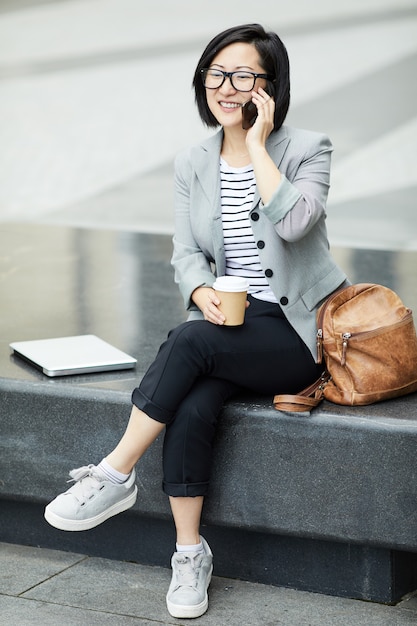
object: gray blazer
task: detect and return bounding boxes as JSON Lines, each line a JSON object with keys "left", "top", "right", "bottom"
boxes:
{"left": 171, "top": 125, "right": 348, "bottom": 360}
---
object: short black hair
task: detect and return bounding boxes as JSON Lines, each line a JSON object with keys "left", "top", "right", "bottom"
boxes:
{"left": 192, "top": 23, "right": 290, "bottom": 131}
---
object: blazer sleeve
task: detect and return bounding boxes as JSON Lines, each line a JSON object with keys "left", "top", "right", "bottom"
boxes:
{"left": 171, "top": 150, "right": 216, "bottom": 311}
{"left": 261, "top": 131, "right": 333, "bottom": 242}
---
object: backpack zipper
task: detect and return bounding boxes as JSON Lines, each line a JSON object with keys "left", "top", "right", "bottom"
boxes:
{"left": 316, "top": 288, "right": 346, "bottom": 363}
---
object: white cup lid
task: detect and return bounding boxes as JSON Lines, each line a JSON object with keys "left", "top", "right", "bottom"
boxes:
{"left": 212, "top": 276, "right": 249, "bottom": 292}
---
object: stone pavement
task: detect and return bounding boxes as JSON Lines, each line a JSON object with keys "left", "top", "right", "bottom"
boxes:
{"left": 1, "top": 542, "right": 417, "bottom": 626}
{"left": 1, "top": 1, "right": 417, "bottom": 624}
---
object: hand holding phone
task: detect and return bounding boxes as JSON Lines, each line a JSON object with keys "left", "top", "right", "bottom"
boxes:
{"left": 242, "top": 83, "right": 275, "bottom": 130}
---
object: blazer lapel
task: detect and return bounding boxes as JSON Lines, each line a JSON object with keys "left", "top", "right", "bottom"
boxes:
{"left": 266, "top": 125, "right": 290, "bottom": 167}
{"left": 192, "top": 130, "right": 223, "bottom": 217}
{"left": 191, "top": 130, "right": 225, "bottom": 272}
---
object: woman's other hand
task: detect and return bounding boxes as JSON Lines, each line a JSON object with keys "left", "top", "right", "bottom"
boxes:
{"left": 192, "top": 287, "right": 225, "bottom": 325}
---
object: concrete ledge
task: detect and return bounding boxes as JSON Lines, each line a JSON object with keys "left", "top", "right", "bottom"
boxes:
{"left": 2, "top": 376, "right": 417, "bottom": 551}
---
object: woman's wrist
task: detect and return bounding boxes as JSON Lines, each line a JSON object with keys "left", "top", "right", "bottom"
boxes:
{"left": 191, "top": 286, "right": 212, "bottom": 310}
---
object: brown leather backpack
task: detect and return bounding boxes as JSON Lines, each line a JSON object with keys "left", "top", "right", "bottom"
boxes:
{"left": 274, "top": 283, "right": 417, "bottom": 412}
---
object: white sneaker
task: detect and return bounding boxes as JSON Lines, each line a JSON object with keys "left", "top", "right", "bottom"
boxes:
{"left": 44, "top": 464, "right": 137, "bottom": 531}
{"left": 166, "top": 536, "right": 213, "bottom": 619}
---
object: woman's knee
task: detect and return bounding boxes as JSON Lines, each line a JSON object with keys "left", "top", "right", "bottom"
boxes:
{"left": 167, "top": 320, "right": 212, "bottom": 349}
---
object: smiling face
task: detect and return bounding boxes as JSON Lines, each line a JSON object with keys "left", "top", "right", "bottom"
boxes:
{"left": 205, "top": 42, "right": 268, "bottom": 129}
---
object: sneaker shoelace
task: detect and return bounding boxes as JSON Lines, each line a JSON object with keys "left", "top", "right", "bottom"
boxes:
{"left": 66, "top": 465, "right": 106, "bottom": 505}
{"left": 173, "top": 554, "right": 204, "bottom": 589}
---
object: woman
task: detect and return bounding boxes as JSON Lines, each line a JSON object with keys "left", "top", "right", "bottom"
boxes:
{"left": 45, "top": 23, "right": 348, "bottom": 619}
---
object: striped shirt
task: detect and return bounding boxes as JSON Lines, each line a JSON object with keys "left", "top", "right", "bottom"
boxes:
{"left": 220, "top": 157, "right": 278, "bottom": 303}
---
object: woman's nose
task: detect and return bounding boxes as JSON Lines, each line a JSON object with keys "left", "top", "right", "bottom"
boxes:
{"left": 219, "top": 76, "right": 237, "bottom": 95}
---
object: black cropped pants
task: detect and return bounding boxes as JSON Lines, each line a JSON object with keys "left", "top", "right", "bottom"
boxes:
{"left": 131, "top": 296, "right": 321, "bottom": 497}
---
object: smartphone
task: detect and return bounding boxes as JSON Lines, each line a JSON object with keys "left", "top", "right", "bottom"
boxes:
{"left": 241, "top": 81, "right": 274, "bottom": 130}
{"left": 242, "top": 101, "right": 257, "bottom": 130}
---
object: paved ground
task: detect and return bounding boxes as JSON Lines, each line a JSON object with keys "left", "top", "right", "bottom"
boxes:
{"left": 1, "top": 542, "right": 417, "bottom": 626}
{"left": 1, "top": 1, "right": 417, "bottom": 624}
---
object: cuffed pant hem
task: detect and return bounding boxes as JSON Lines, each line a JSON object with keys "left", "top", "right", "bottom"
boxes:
{"left": 131, "top": 387, "right": 174, "bottom": 424}
{"left": 162, "top": 480, "right": 209, "bottom": 497}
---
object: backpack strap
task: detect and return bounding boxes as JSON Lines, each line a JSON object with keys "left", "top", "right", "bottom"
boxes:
{"left": 273, "top": 371, "right": 330, "bottom": 413}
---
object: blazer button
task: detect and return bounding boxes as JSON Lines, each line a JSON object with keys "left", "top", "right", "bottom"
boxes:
{"left": 251, "top": 212, "right": 260, "bottom": 221}
{"left": 257, "top": 240, "right": 265, "bottom": 249}
{"left": 280, "top": 296, "right": 289, "bottom": 306}
{"left": 265, "top": 269, "right": 273, "bottom": 278}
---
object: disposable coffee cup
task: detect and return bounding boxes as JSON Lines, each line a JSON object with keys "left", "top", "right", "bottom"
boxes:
{"left": 212, "top": 276, "right": 249, "bottom": 326}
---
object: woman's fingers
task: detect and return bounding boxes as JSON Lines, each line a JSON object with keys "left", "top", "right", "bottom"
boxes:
{"left": 205, "top": 291, "right": 225, "bottom": 325}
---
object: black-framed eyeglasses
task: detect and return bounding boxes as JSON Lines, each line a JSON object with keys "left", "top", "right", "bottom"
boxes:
{"left": 201, "top": 68, "right": 274, "bottom": 92}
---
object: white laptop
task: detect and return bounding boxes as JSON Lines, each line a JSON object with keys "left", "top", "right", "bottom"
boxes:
{"left": 10, "top": 334, "right": 137, "bottom": 377}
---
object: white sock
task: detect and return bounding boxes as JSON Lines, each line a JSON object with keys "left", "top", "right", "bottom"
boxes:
{"left": 97, "top": 458, "right": 130, "bottom": 484}
{"left": 176, "top": 541, "right": 204, "bottom": 554}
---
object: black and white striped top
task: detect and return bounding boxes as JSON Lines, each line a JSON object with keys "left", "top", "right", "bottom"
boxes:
{"left": 220, "top": 158, "right": 277, "bottom": 303}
